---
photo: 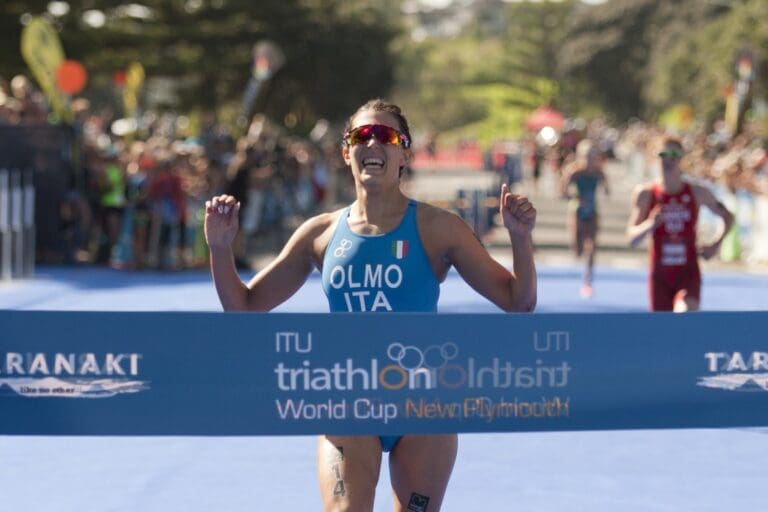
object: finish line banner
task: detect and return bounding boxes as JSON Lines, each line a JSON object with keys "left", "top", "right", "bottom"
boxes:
{"left": 1, "top": 311, "right": 767, "bottom": 436}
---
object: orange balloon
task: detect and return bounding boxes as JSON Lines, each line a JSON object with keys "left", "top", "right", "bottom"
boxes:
{"left": 55, "top": 60, "right": 88, "bottom": 94}
{"left": 113, "top": 70, "right": 127, "bottom": 87}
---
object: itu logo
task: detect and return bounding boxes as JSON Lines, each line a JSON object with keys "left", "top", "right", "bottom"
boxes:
{"left": 387, "top": 342, "right": 458, "bottom": 371}
{"left": 381, "top": 340, "right": 570, "bottom": 391}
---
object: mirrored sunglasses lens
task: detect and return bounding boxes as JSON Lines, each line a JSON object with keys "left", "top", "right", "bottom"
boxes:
{"left": 372, "top": 125, "right": 400, "bottom": 145}
{"left": 348, "top": 125, "right": 406, "bottom": 146}
{"left": 348, "top": 126, "right": 373, "bottom": 145}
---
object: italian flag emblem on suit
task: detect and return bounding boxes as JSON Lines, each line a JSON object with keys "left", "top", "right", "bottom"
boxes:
{"left": 392, "top": 240, "right": 408, "bottom": 259}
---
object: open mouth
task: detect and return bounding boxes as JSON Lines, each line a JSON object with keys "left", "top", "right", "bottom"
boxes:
{"left": 362, "top": 157, "right": 385, "bottom": 170}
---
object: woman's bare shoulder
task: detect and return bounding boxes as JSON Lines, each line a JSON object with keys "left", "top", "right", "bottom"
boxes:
{"left": 297, "top": 208, "right": 345, "bottom": 236}
{"left": 416, "top": 200, "right": 463, "bottom": 224}
{"left": 296, "top": 208, "right": 348, "bottom": 266}
{"left": 415, "top": 201, "right": 473, "bottom": 243}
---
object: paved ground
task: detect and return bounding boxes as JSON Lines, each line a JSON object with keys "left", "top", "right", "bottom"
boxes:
{"left": 3, "top": 259, "right": 768, "bottom": 313}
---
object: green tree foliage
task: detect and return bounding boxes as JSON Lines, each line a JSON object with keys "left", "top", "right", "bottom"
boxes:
{"left": 393, "top": 0, "right": 573, "bottom": 146}
{"left": 9, "top": 0, "right": 766, "bottom": 137}
{"left": 647, "top": 0, "right": 768, "bottom": 125}
{"left": 392, "top": 36, "right": 495, "bottom": 135}
{"left": 1, "top": 0, "right": 400, "bottom": 132}
{"left": 1, "top": 1, "right": 50, "bottom": 75}
{"left": 560, "top": 0, "right": 732, "bottom": 120}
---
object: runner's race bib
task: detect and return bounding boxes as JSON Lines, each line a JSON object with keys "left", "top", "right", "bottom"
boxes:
{"left": 661, "top": 239, "right": 687, "bottom": 266}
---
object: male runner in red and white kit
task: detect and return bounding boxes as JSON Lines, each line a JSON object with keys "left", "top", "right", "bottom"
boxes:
{"left": 626, "top": 137, "right": 733, "bottom": 311}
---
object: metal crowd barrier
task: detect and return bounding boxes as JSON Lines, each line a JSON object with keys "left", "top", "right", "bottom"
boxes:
{"left": 0, "top": 168, "right": 35, "bottom": 281}
{"left": 455, "top": 188, "right": 499, "bottom": 239}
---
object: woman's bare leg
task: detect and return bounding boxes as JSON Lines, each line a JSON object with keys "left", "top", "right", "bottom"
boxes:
{"left": 388, "top": 434, "right": 458, "bottom": 512}
{"left": 317, "top": 435, "right": 382, "bottom": 512}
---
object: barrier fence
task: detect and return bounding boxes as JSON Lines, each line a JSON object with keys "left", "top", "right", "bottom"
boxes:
{"left": 0, "top": 168, "right": 35, "bottom": 280}
{"left": 1, "top": 311, "right": 767, "bottom": 436}
{"left": 0, "top": 125, "right": 75, "bottom": 277}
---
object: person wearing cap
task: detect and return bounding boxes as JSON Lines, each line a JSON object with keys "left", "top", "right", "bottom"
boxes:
{"left": 627, "top": 136, "right": 734, "bottom": 311}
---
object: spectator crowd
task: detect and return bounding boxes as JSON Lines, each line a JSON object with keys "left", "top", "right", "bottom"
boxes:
{"left": 2, "top": 71, "right": 768, "bottom": 270}
{"left": 1, "top": 73, "right": 352, "bottom": 271}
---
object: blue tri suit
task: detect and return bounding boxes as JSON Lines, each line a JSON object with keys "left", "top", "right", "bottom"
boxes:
{"left": 321, "top": 200, "right": 440, "bottom": 451}
{"left": 573, "top": 173, "right": 600, "bottom": 221}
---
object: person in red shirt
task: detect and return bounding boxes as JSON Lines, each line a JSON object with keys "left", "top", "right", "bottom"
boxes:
{"left": 147, "top": 158, "right": 187, "bottom": 269}
{"left": 626, "top": 137, "right": 733, "bottom": 312}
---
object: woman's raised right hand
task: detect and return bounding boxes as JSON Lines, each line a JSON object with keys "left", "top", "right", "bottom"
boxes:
{"left": 204, "top": 195, "right": 241, "bottom": 249}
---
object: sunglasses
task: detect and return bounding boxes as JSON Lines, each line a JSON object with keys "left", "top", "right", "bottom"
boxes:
{"left": 658, "top": 149, "right": 683, "bottom": 159}
{"left": 344, "top": 124, "right": 411, "bottom": 149}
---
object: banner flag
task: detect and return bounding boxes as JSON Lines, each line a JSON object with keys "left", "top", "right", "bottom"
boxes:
{"left": 123, "top": 62, "right": 145, "bottom": 119}
{"left": 20, "top": 17, "right": 71, "bottom": 122}
{"left": 1, "top": 311, "right": 767, "bottom": 436}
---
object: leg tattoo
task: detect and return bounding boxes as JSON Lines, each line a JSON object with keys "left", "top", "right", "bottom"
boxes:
{"left": 407, "top": 492, "right": 430, "bottom": 512}
{"left": 331, "top": 446, "right": 345, "bottom": 497}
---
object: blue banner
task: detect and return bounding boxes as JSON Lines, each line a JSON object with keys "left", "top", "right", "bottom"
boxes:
{"left": 1, "top": 311, "right": 767, "bottom": 435}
